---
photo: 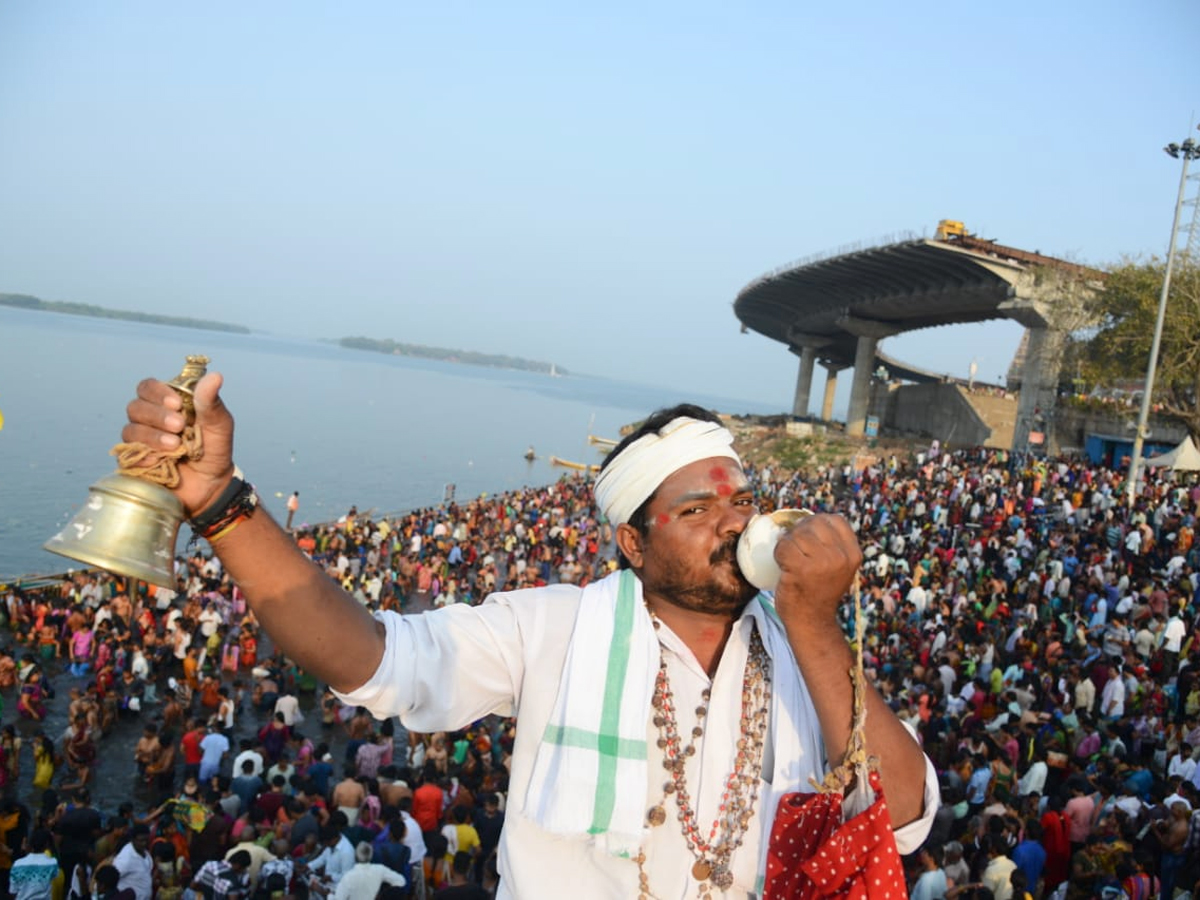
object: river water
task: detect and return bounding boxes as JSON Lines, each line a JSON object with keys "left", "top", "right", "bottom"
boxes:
{"left": 0, "top": 305, "right": 778, "bottom": 581}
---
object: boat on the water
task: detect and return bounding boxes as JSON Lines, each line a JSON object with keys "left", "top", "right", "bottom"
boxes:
{"left": 549, "top": 455, "right": 601, "bottom": 473}
{"left": 587, "top": 434, "right": 617, "bottom": 448}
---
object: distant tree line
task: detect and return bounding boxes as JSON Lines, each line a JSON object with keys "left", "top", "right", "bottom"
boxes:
{"left": 340, "top": 335, "right": 568, "bottom": 376}
{"left": 0, "top": 293, "right": 251, "bottom": 334}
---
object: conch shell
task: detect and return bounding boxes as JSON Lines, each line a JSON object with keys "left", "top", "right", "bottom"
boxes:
{"left": 736, "top": 508, "right": 813, "bottom": 592}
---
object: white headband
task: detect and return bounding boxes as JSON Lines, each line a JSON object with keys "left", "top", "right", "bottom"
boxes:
{"left": 593, "top": 416, "right": 741, "bottom": 525}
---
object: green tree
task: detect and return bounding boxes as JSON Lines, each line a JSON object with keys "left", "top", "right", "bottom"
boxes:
{"left": 1078, "top": 255, "right": 1200, "bottom": 440}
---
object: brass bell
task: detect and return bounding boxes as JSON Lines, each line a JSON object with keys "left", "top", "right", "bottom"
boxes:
{"left": 44, "top": 473, "right": 184, "bottom": 588}
{"left": 44, "top": 355, "right": 209, "bottom": 589}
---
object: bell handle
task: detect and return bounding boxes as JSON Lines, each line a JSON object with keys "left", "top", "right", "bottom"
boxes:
{"left": 164, "top": 355, "right": 210, "bottom": 425}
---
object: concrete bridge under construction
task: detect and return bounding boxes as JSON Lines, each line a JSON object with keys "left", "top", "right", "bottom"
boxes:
{"left": 733, "top": 224, "right": 1101, "bottom": 451}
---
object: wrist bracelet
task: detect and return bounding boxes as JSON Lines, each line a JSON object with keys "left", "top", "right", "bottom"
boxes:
{"left": 189, "top": 466, "right": 245, "bottom": 531}
{"left": 194, "top": 480, "right": 259, "bottom": 541}
{"left": 190, "top": 467, "right": 259, "bottom": 539}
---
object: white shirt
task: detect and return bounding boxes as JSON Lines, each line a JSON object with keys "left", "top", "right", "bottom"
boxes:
{"left": 233, "top": 750, "right": 264, "bottom": 779}
{"left": 1018, "top": 761, "right": 1047, "bottom": 797}
{"left": 274, "top": 694, "right": 303, "bottom": 726}
{"left": 266, "top": 763, "right": 296, "bottom": 793}
{"left": 130, "top": 652, "right": 150, "bottom": 680}
{"left": 908, "top": 585, "right": 928, "bottom": 618}
{"left": 398, "top": 810, "right": 427, "bottom": 860}
{"left": 1102, "top": 677, "right": 1125, "bottom": 717}
{"left": 1168, "top": 754, "right": 1197, "bottom": 782}
{"left": 1162, "top": 792, "right": 1192, "bottom": 812}
{"left": 1113, "top": 794, "right": 1144, "bottom": 818}
{"left": 1163, "top": 617, "right": 1187, "bottom": 653}
{"left": 310, "top": 836, "right": 356, "bottom": 886}
{"left": 440, "top": 823, "right": 459, "bottom": 856}
{"left": 198, "top": 608, "right": 222, "bottom": 638}
{"left": 333, "top": 862, "right": 406, "bottom": 899}
{"left": 336, "top": 581, "right": 938, "bottom": 900}
{"left": 113, "top": 842, "right": 153, "bottom": 900}
{"left": 931, "top": 630, "right": 947, "bottom": 658}
{"left": 218, "top": 697, "right": 236, "bottom": 730}
{"left": 938, "top": 664, "right": 956, "bottom": 696}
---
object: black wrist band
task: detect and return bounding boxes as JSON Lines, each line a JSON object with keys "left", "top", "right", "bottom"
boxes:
{"left": 189, "top": 471, "right": 247, "bottom": 533}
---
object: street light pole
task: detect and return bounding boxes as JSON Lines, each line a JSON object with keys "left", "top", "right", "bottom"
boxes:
{"left": 1126, "top": 131, "right": 1200, "bottom": 508}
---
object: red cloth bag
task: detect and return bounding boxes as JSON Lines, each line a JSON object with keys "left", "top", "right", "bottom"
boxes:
{"left": 764, "top": 770, "right": 907, "bottom": 899}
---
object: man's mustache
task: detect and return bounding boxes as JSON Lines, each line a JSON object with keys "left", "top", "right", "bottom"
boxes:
{"left": 709, "top": 538, "right": 740, "bottom": 567}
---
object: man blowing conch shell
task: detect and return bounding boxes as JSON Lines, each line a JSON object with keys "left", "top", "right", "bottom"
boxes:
{"left": 123, "top": 378, "right": 937, "bottom": 899}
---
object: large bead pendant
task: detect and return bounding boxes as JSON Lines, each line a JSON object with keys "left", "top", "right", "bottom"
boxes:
{"left": 711, "top": 865, "right": 734, "bottom": 890}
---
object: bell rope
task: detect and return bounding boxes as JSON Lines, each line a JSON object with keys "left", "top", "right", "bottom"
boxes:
{"left": 110, "top": 355, "right": 208, "bottom": 488}
{"left": 809, "top": 572, "right": 877, "bottom": 794}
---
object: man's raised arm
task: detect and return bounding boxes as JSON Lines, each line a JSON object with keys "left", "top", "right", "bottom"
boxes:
{"left": 123, "top": 373, "right": 385, "bottom": 692}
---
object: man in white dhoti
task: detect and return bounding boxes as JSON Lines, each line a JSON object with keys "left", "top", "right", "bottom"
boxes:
{"left": 123, "top": 379, "right": 938, "bottom": 899}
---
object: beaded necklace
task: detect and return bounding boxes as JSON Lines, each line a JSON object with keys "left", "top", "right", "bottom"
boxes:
{"left": 636, "top": 613, "right": 772, "bottom": 899}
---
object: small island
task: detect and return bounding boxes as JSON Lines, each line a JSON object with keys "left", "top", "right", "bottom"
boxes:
{"left": 340, "top": 336, "right": 568, "bottom": 376}
{"left": 0, "top": 293, "right": 251, "bottom": 334}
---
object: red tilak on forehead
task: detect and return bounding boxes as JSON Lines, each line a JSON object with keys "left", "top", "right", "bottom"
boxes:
{"left": 716, "top": 483, "right": 733, "bottom": 497}
{"left": 709, "top": 466, "right": 730, "bottom": 482}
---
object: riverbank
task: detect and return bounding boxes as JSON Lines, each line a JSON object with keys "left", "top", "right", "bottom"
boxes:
{"left": 0, "top": 292, "right": 250, "bottom": 333}
{"left": 5, "top": 421, "right": 922, "bottom": 590}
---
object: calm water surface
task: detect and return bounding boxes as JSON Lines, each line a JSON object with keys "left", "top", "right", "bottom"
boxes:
{"left": 0, "top": 307, "right": 777, "bottom": 580}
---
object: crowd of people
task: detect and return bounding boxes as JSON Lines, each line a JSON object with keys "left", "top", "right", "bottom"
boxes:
{"left": 0, "top": 474, "right": 612, "bottom": 899}
{"left": 756, "top": 445, "right": 1200, "bottom": 900}
{"left": 0, "top": 435, "right": 1197, "bottom": 899}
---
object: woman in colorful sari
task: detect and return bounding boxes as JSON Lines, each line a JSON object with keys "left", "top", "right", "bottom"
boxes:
{"left": 36, "top": 624, "right": 58, "bottom": 662}
{"left": 32, "top": 735, "right": 56, "bottom": 791}
{"left": 63, "top": 714, "right": 96, "bottom": 792}
{"left": 257, "top": 713, "right": 291, "bottom": 764}
{"left": 0, "top": 652, "right": 15, "bottom": 690}
{"left": 17, "top": 669, "right": 47, "bottom": 720}
{"left": 220, "top": 639, "right": 240, "bottom": 674}
{"left": 1039, "top": 792, "right": 1072, "bottom": 892}
{"left": 1118, "top": 851, "right": 1159, "bottom": 900}
{"left": 68, "top": 624, "right": 94, "bottom": 678}
{"left": 238, "top": 627, "right": 258, "bottom": 669}
{"left": 0, "top": 727, "right": 20, "bottom": 788}
{"left": 293, "top": 731, "right": 315, "bottom": 778}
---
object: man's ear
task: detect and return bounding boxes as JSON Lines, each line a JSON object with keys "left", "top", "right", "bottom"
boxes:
{"left": 615, "top": 523, "right": 645, "bottom": 569}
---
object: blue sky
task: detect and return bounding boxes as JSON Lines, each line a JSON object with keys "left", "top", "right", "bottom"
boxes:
{"left": 1, "top": 1, "right": 1197, "bottom": 411}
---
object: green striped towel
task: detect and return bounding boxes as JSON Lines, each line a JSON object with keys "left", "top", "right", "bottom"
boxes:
{"left": 524, "top": 569, "right": 659, "bottom": 855}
